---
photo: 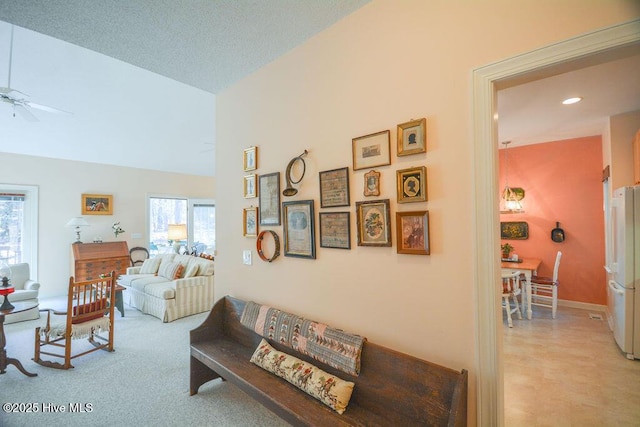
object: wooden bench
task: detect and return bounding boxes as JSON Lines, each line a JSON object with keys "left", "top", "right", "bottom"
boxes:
{"left": 190, "top": 296, "right": 468, "bottom": 426}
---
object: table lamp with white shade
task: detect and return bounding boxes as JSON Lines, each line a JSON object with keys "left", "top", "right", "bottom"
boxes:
{"left": 66, "top": 217, "right": 90, "bottom": 244}
{"left": 167, "top": 224, "right": 187, "bottom": 253}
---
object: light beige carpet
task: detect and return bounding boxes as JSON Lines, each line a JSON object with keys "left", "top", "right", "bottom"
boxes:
{"left": 1, "top": 301, "right": 290, "bottom": 427}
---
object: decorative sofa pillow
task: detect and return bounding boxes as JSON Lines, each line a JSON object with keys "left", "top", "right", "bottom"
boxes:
{"left": 139, "top": 258, "right": 162, "bottom": 274}
{"left": 183, "top": 261, "right": 200, "bottom": 278}
{"left": 250, "top": 339, "right": 355, "bottom": 414}
{"left": 158, "top": 261, "right": 184, "bottom": 280}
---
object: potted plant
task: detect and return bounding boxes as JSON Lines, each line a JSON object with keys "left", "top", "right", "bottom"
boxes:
{"left": 501, "top": 243, "right": 514, "bottom": 259}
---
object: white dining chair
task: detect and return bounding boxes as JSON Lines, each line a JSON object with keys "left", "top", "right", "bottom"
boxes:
{"left": 530, "top": 251, "right": 562, "bottom": 318}
{"left": 501, "top": 270, "right": 522, "bottom": 327}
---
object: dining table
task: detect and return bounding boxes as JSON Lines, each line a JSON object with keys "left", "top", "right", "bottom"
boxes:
{"left": 501, "top": 258, "right": 541, "bottom": 320}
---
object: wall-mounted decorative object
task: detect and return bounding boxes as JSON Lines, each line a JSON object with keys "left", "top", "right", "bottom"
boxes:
{"left": 396, "top": 166, "right": 427, "bottom": 203}
{"left": 500, "top": 221, "right": 529, "bottom": 240}
{"left": 259, "top": 172, "right": 281, "bottom": 226}
{"left": 319, "top": 212, "right": 351, "bottom": 249}
{"left": 355, "top": 199, "right": 391, "bottom": 247}
{"left": 112, "top": 221, "right": 125, "bottom": 238}
{"left": 551, "top": 222, "right": 565, "bottom": 242}
{"left": 282, "top": 200, "right": 316, "bottom": 259}
{"left": 283, "top": 150, "right": 308, "bottom": 196}
{"left": 397, "top": 118, "right": 426, "bottom": 156}
{"left": 257, "top": 230, "right": 280, "bottom": 262}
{"left": 81, "top": 194, "right": 113, "bottom": 215}
{"left": 244, "top": 174, "right": 257, "bottom": 198}
{"left": 243, "top": 146, "right": 258, "bottom": 171}
{"left": 319, "top": 167, "right": 350, "bottom": 208}
{"left": 243, "top": 207, "right": 258, "bottom": 237}
{"left": 396, "top": 211, "right": 430, "bottom": 255}
{"left": 352, "top": 130, "right": 391, "bottom": 171}
{"left": 364, "top": 170, "right": 380, "bottom": 197}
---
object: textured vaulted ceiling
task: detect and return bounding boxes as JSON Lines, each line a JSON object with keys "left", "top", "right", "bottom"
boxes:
{"left": 0, "top": 3, "right": 638, "bottom": 176}
{"left": 0, "top": 0, "right": 371, "bottom": 94}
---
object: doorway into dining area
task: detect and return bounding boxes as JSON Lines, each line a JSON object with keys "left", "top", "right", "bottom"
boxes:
{"left": 473, "top": 19, "right": 640, "bottom": 426}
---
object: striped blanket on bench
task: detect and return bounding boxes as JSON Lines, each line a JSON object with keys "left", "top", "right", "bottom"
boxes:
{"left": 240, "top": 301, "right": 366, "bottom": 376}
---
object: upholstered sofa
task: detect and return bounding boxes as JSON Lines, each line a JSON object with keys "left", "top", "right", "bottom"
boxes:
{"left": 4, "top": 263, "right": 40, "bottom": 324}
{"left": 117, "top": 254, "right": 214, "bottom": 322}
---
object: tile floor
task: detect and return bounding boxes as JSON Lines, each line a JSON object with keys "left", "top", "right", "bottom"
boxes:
{"left": 503, "top": 305, "right": 640, "bottom": 426}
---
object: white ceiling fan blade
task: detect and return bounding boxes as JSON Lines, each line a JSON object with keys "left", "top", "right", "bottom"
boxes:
{"left": 24, "top": 101, "right": 72, "bottom": 115}
{"left": 14, "top": 104, "right": 39, "bottom": 122}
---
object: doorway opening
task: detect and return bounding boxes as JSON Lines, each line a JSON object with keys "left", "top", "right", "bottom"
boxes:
{"left": 473, "top": 19, "right": 640, "bottom": 426}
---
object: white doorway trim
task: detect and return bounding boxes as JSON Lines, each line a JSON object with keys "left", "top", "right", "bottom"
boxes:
{"left": 472, "top": 19, "right": 640, "bottom": 426}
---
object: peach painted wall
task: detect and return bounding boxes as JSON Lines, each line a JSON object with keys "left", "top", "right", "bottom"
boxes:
{"left": 499, "top": 136, "right": 606, "bottom": 305}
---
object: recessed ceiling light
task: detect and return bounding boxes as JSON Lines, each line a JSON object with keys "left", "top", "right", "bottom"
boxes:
{"left": 562, "top": 97, "right": 582, "bottom": 105}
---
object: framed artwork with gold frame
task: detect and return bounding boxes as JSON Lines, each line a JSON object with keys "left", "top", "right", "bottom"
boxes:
{"left": 355, "top": 199, "right": 391, "bottom": 247}
{"left": 244, "top": 174, "right": 257, "bottom": 198}
{"left": 363, "top": 170, "right": 380, "bottom": 197}
{"left": 396, "top": 166, "right": 427, "bottom": 203}
{"left": 396, "top": 211, "right": 430, "bottom": 255}
{"left": 352, "top": 130, "right": 391, "bottom": 171}
{"left": 243, "top": 146, "right": 258, "bottom": 171}
{"left": 81, "top": 194, "right": 113, "bottom": 215}
{"left": 397, "top": 118, "right": 426, "bottom": 156}
{"left": 243, "top": 207, "right": 258, "bottom": 237}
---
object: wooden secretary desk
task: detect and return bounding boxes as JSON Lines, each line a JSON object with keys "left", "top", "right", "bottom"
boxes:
{"left": 71, "top": 242, "right": 130, "bottom": 281}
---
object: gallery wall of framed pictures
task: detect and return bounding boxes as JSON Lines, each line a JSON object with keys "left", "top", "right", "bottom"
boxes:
{"left": 240, "top": 116, "right": 432, "bottom": 260}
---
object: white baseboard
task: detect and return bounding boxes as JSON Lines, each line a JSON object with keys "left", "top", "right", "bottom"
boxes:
{"left": 558, "top": 299, "right": 607, "bottom": 312}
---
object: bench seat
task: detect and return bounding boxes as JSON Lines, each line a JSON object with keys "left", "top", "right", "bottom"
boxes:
{"left": 190, "top": 296, "right": 467, "bottom": 426}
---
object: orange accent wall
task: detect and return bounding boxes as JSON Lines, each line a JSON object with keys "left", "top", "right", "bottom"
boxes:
{"left": 499, "top": 136, "right": 606, "bottom": 305}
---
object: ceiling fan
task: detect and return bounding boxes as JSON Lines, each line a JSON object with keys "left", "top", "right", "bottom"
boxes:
{"left": 0, "top": 24, "right": 71, "bottom": 121}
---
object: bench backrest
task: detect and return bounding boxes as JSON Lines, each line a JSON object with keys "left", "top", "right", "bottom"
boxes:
{"left": 209, "top": 296, "right": 467, "bottom": 426}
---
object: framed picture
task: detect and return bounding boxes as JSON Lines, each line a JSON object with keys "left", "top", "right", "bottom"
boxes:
{"left": 243, "top": 207, "right": 258, "bottom": 237}
{"left": 355, "top": 199, "right": 391, "bottom": 247}
{"left": 244, "top": 174, "right": 257, "bottom": 198}
{"left": 81, "top": 194, "right": 113, "bottom": 215}
{"left": 352, "top": 130, "right": 391, "bottom": 171}
{"left": 319, "top": 167, "right": 350, "bottom": 208}
{"left": 363, "top": 170, "right": 380, "bottom": 197}
{"left": 397, "top": 118, "right": 426, "bottom": 156}
{"left": 243, "top": 146, "right": 258, "bottom": 171}
{"left": 397, "top": 166, "right": 427, "bottom": 203}
{"left": 396, "top": 211, "right": 430, "bottom": 255}
{"left": 283, "top": 200, "right": 316, "bottom": 259}
{"left": 500, "top": 221, "right": 529, "bottom": 240}
{"left": 319, "top": 212, "right": 351, "bottom": 249}
{"left": 259, "top": 172, "right": 281, "bottom": 225}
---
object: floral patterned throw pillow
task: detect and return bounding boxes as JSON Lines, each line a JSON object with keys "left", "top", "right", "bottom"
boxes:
{"left": 250, "top": 339, "right": 355, "bottom": 414}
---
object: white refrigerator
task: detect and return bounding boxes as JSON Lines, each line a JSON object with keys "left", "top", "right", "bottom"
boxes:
{"left": 607, "top": 186, "right": 640, "bottom": 359}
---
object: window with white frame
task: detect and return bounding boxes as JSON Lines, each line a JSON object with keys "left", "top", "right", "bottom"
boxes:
{"left": 148, "top": 196, "right": 215, "bottom": 256}
{"left": 0, "top": 184, "right": 38, "bottom": 276}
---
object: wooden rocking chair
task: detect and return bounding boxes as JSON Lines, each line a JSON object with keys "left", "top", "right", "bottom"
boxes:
{"left": 33, "top": 272, "right": 116, "bottom": 369}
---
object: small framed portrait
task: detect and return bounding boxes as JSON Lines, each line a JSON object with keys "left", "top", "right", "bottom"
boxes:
{"left": 396, "top": 166, "right": 427, "bottom": 203}
{"left": 243, "top": 146, "right": 258, "bottom": 171}
{"left": 396, "top": 211, "right": 430, "bottom": 255}
{"left": 397, "top": 118, "right": 426, "bottom": 156}
{"left": 81, "top": 194, "right": 113, "bottom": 215}
{"left": 282, "top": 200, "right": 316, "bottom": 259}
{"left": 244, "top": 174, "right": 257, "bottom": 198}
{"left": 259, "top": 172, "right": 281, "bottom": 226}
{"left": 355, "top": 199, "right": 391, "bottom": 247}
{"left": 352, "top": 130, "right": 391, "bottom": 171}
{"left": 363, "top": 170, "right": 380, "bottom": 197}
{"left": 319, "top": 167, "right": 350, "bottom": 208}
{"left": 319, "top": 212, "right": 351, "bottom": 249}
{"left": 243, "top": 207, "right": 258, "bottom": 237}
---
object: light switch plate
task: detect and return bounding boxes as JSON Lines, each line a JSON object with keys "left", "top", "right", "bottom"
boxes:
{"left": 242, "top": 250, "right": 252, "bottom": 265}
